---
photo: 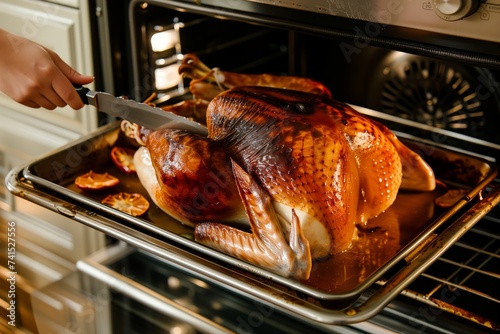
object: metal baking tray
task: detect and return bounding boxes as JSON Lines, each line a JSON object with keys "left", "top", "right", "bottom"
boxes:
{"left": 7, "top": 119, "right": 499, "bottom": 324}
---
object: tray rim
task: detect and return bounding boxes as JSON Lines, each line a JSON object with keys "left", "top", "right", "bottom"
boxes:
{"left": 7, "top": 163, "right": 500, "bottom": 325}
{"left": 17, "top": 121, "right": 499, "bottom": 303}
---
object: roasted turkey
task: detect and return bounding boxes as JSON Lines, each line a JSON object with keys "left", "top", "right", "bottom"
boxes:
{"left": 129, "top": 75, "right": 435, "bottom": 280}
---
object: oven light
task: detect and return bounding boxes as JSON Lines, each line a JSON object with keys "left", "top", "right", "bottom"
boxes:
{"left": 155, "top": 63, "right": 182, "bottom": 90}
{"left": 156, "top": 58, "right": 168, "bottom": 66}
{"left": 151, "top": 30, "right": 179, "bottom": 52}
{"left": 170, "top": 324, "right": 196, "bottom": 334}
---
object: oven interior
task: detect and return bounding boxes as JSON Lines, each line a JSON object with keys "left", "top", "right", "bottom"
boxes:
{"left": 122, "top": 1, "right": 500, "bottom": 158}
{"left": 88, "top": 0, "right": 500, "bottom": 331}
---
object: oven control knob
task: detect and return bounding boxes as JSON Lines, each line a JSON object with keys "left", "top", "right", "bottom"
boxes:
{"left": 432, "top": 0, "right": 481, "bottom": 21}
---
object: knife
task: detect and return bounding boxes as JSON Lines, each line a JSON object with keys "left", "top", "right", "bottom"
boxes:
{"left": 75, "top": 85, "right": 208, "bottom": 136}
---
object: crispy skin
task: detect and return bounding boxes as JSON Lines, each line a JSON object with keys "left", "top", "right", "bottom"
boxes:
{"left": 205, "top": 86, "right": 407, "bottom": 253}
{"left": 137, "top": 86, "right": 435, "bottom": 279}
{"left": 144, "top": 130, "right": 246, "bottom": 226}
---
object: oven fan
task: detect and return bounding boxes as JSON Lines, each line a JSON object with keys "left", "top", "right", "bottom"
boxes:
{"left": 364, "top": 52, "right": 500, "bottom": 143}
{"left": 381, "top": 56, "right": 484, "bottom": 134}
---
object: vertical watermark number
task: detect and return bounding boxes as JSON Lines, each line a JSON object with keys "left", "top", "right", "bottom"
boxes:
{"left": 6, "top": 221, "right": 17, "bottom": 327}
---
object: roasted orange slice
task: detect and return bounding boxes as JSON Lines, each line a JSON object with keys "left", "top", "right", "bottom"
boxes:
{"left": 75, "top": 170, "right": 119, "bottom": 190}
{"left": 101, "top": 192, "right": 150, "bottom": 216}
{"left": 110, "top": 146, "right": 137, "bottom": 174}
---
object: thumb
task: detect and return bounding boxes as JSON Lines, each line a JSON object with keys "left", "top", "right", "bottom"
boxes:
{"left": 47, "top": 48, "right": 94, "bottom": 84}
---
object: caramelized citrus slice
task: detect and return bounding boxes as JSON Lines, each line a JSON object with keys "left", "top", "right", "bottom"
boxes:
{"left": 75, "top": 170, "right": 119, "bottom": 190}
{"left": 110, "top": 146, "right": 137, "bottom": 174}
{"left": 101, "top": 192, "right": 150, "bottom": 216}
{"left": 435, "top": 188, "right": 469, "bottom": 208}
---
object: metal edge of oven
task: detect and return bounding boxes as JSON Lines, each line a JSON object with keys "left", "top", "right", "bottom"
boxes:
{"left": 75, "top": 242, "right": 233, "bottom": 334}
{"left": 76, "top": 242, "right": 366, "bottom": 333}
{"left": 73, "top": 242, "right": 399, "bottom": 333}
{"left": 5, "top": 158, "right": 500, "bottom": 326}
{"left": 127, "top": 0, "right": 500, "bottom": 79}
{"left": 77, "top": 242, "right": 396, "bottom": 334}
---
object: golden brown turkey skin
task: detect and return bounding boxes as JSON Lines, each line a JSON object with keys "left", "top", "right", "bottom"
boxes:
{"left": 142, "top": 130, "right": 247, "bottom": 227}
{"left": 204, "top": 86, "right": 409, "bottom": 254}
{"left": 135, "top": 86, "right": 435, "bottom": 279}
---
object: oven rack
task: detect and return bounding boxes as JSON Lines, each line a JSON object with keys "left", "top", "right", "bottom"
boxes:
{"left": 398, "top": 179, "right": 500, "bottom": 331}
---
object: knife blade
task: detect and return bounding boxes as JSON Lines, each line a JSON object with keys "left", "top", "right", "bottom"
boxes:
{"left": 75, "top": 85, "right": 208, "bottom": 136}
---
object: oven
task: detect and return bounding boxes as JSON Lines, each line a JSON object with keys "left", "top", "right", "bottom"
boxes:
{"left": 6, "top": 0, "right": 500, "bottom": 333}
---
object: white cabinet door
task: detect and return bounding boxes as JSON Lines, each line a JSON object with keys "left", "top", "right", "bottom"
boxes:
{"left": 0, "top": 108, "right": 71, "bottom": 210}
{"left": 0, "top": 0, "right": 97, "bottom": 136}
{"left": 0, "top": 112, "right": 105, "bottom": 262}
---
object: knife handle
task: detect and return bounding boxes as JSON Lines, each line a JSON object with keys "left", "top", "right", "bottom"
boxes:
{"left": 74, "top": 84, "right": 90, "bottom": 105}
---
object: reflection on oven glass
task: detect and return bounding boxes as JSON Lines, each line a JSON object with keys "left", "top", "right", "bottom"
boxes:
{"left": 155, "top": 63, "right": 182, "bottom": 90}
{"left": 151, "top": 29, "right": 180, "bottom": 52}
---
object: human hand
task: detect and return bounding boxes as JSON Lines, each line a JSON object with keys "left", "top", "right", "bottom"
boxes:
{"left": 0, "top": 29, "right": 94, "bottom": 110}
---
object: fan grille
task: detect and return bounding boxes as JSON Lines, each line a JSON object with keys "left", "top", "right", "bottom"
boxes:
{"left": 380, "top": 59, "right": 485, "bottom": 135}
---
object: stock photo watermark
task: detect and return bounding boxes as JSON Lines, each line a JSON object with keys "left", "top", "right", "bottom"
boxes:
{"left": 407, "top": 277, "right": 462, "bottom": 333}
{"left": 20, "top": 3, "right": 60, "bottom": 40}
{"left": 6, "top": 221, "right": 17, "bottom": 327}
{"left": 339, "top": 0, "right": 404, "bottom": 63}
{"left": 237, "top": 299, "right": 274, "bottom": 334}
